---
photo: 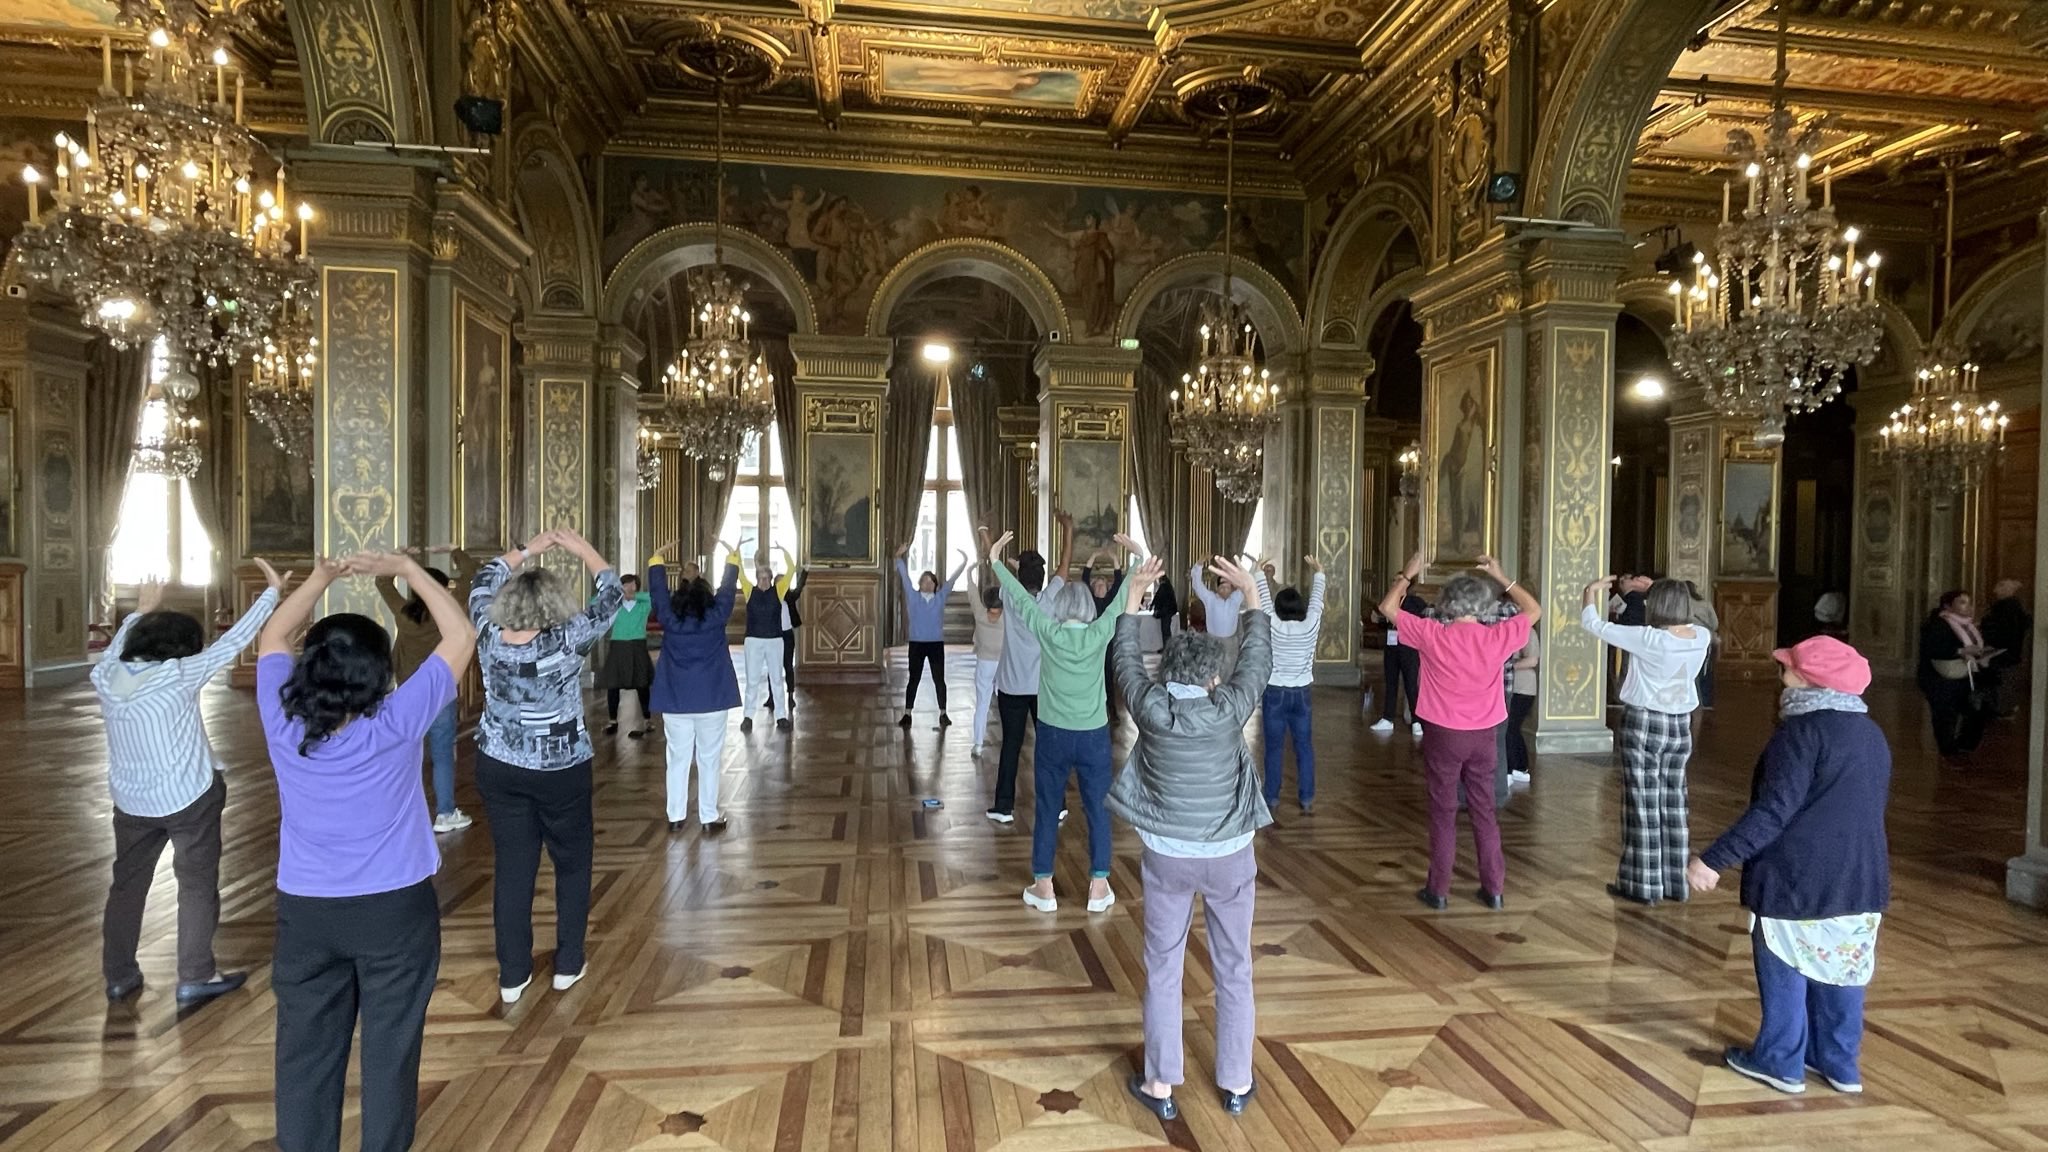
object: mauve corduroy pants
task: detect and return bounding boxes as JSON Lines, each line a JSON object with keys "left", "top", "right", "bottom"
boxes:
{"left": 1139, "top": 844, "right": 1258, "bottom": 1092}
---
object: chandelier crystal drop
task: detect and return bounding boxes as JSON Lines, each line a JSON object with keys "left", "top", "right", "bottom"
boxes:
{"left": 637, "top": 68, "right": 774, "bottom": 488}
{"left": 1166, "top": 97, "right": 1277, "bottom": 504}
{"left": 5, "top": 2, "right": 315, "bottom": 368}
{"left": 1667, "top": 3, "right": 1882, "bottom": 445}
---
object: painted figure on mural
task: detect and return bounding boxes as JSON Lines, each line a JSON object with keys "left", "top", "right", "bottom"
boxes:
{"left": 1045, "top": 212, "right": 1117, "bottom": 335}
{"left": 767, "top": 183, "right": 826, "bottom": 280}
{"left": 1436, "top": 388, "right": 1487, "bottom": 558}
{"left": 462, "top": 323, "right": 504, "bottom": 548}
{"left": 602, "top": 172, "right": 671, "bottom": 269}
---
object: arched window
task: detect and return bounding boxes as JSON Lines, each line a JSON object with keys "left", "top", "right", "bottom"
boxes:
{"left": 108, "top": 340, "right": 213, "bottom": 587}
{"left": 907, "top": 375, "right": 969, "bottom": 585}
{"left": 717, "top": 422, "right": 799, "bottom": 560}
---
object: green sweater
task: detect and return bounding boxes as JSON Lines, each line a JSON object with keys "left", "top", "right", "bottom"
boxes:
{"left": 993, "top": 561, "right": 1124, "bottom": 731}
{"left": 609, "top": 592, "right": 652, "bottom": 641}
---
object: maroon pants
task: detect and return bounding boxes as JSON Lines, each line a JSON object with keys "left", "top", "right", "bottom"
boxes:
{"left": 1421, "top": 722, "right": 1506, "bottom": 896}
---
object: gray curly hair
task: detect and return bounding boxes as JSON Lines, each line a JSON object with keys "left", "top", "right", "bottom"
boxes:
{"left": 1047, "top": 579, "right": 1098, "bottom": 624}
{"left": 488, "top": 565, "right": 580, "bottom": 632}
{"left": 1436, "top": 571, "right": 1503, "bottom": 621}
{"left": 1158, "top": 631, "right": 1222, "bottom": 687}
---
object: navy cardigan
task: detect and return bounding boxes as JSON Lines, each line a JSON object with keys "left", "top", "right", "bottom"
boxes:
{"left": 648, "top": 563, "right": 741, "bottom": 714}
{"left": 1700, "top": 707, "right": 1892, "bottom": 920}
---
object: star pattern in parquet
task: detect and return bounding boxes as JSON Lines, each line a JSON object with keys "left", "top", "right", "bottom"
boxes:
{"left": 1, "top": 654, "right": 2046, "bottom": 1151}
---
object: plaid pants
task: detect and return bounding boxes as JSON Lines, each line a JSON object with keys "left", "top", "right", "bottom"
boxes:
{"left": 1617, "top": 706, "right": 1693, "bottom": 901}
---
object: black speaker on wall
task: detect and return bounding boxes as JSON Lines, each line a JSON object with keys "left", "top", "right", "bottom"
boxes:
{"left": 454, "top": 95, "right": 504, "bottom": 136}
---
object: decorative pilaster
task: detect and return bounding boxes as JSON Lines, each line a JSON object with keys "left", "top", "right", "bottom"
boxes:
{"left": 1293, "top": 347, "right": 1374, "bottom": 684}
{"left": 0, "top": 301, "right": 93, "bottom": 685}
{"left": 790, "top": 334, "right": 893, "bottom": 684}
{"left": 1034, "top": 345, "right": 1140, "bottom": 560}
{"left": 2007, "top": 206, "right": 2048, "bottom": 909}
{"left": 996, "top": 404, "right": 1039, "bottom": 553}
{"left": 516, "top": 314, "right": 599, "bottom": 575}
{"left": 598, "top": 326, "right": 645, "bottom": 569}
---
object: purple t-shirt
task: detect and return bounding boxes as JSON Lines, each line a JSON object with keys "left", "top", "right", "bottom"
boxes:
{"left": 257, "top": 651, "right": 455, "bottom": 897}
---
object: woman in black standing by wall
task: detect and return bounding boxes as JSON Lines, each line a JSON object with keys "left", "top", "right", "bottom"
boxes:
{"left": 1918, "top": 590, "right": 1992, "bottom": 765}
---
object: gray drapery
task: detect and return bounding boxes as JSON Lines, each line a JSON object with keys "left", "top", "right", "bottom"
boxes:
{"left": 692, "top": 457, "right": 735, "bottom": 561}
{"left": 186, "top": 362, "right": 235, "bottom": 606}
{"left": 768, "top": 339, "right": 802, "bottom": 530}
{"left": 1131, "top": 354, "right": 1177, "bottom": 566}
{"left": 85, "top": 342, "right": 149, "bottom": 624}
{"left": 880, "top": 358, "right": 939, "bottom": 647}
{"left": 951, "top": 366, "right": 1005, "bottom": 553}
{"left": 1214, "top": 483, "right": 1258, "bottom": 565}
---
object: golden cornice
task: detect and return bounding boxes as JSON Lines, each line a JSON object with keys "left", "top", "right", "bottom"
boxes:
{"left": 1653, "top": 78, "right": 2041, "bottom": 133}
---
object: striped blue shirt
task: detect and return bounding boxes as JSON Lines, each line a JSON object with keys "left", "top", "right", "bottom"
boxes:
{"left": 92, "top": 588, "right": 280, "bottom": 817}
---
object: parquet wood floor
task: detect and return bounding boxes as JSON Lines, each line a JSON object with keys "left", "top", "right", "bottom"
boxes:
{"left": 3, "top": 654, "right": 2047, "bottom": 1151}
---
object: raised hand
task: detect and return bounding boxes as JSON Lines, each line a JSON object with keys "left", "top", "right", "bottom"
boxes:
{"left": 989, "top": 530, "right": 1015, "bottom": 559}
{"left": 1208, "top": 556, "right": 1257, "bottom": 596}
{"left": 524, "top": 529, "right": 560, "bottom": 556}
{"left": 1475, "top": 555, "right": 1508, "bottom": 584}
{"left": 341, "top": 550, "right": 413, "bottom": 579}
{"left": 1304, "top": 554, "right": 1323, "bottom": 574}
{"left": 1402, "top": 550, "right": 1426, "bottom": 580}
{"left": 1112, "top": 532, "right": 1143, "bottom": 556}
{"left": 253, "top": 557, "right": 291, "bottom": 593}
{"left": 314, "top": 556, "right": 348, "bottom": 580}
{"left": 895, "top": 542, "right": 910, "bottom": 559}
{"left": 1584, "top": 574, "right": 1617, "bottom": 606}
{"left": 137, "top": 580, "right": 166, "bottom": 614}
{"left": 1123, "top": 554, "right": 1164, "bottom": 607}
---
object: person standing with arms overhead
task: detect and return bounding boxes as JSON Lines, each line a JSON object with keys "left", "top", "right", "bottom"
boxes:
{"left": 991, "top": 528, "right": 1128, "bottom": 914}
{"left": 1378, "top": 550, "right": 1541, "bottom": 911}
{"left": 1371, "top": 589, "right": 1427, "bottom": 736}
{"left": 984, "top": 513, "right": 1075, "bottom": 822}
{"left": 257, "top": 551, "right": 475, "bottom": 1152}
{"left": 595, "top": 572, "right": 654, "bottom": 739}
{"left": 1255, "top": 555, "right": 1326, "bottom": 815}
{"left": 739, "top": 551, "right": 794, "bottom": 733}
{"left": 376, "top": 546, "right": 478, "bottom": 831}
{"left": 1190, "top": 558, "right": 1246, "bottom": 674}
{"left": 468, "top": 528, "right": 625, "bottom": 1004}
{"left": 650, "top": 540, "right": 742, "bottom": 831}
{"left": 95, "top": 562, "right": 284, "bottom": 1006}
{"left": 1689, "top": 636, "right": 1890, "bottom": 1097}
{"left": 1111, "top": 556, "right": 1273, "bottom": 1122}
{"left": 1577, "top": 577, "right": 1711, "bottom": 905}
{"left": 966, "top": 557, "right": 1005, "bottom": 757}
{"left": 1087, "top": 545, "right": 1132, "bottom": 720}
{"left": 777, "top": 545, "right": 806, "bottom": 708}
{"left": 896, "top": 543, "right": 969, "bottom": 728}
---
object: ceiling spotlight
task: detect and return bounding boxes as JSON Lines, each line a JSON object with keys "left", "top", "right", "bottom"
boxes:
{"left": 1632, "top": 376, "right": 1666, "bottom": 400}
{"left": 921, "top": 342, "right": 952, "bottom": 364}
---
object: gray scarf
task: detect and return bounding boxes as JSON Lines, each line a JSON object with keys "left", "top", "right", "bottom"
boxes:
{"left": 1780, "top": 686, "right": 1868, "bottom": 717}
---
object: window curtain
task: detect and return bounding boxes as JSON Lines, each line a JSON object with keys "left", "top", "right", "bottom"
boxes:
{"left": 881, "top": 360, "right": 939, "bottom": 647}
{"left": 85, "top": 342, "right": 149, "bottom": 625}
{"left": 1213, "top": 483, "right": 1258, "bottom": 565}
{"left": 768, "top": 339, "right": 802, "bottom": 531}
{"left": 952, "top": 368, "right": 1005, "bottom": 551}
{"left": 692, "top": 457, "right": 736, "bottom": 562}
{"left": 1131, "top": 357, "right": 1177, "bottom": 566}
{"left": 186, "top": 362, "right": 235, "bottom": 605}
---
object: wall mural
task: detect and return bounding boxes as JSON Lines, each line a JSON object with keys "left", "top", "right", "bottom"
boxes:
{"left": 459, "top": 305, "right": 509, "bottom": 550}
{"left": 0, "top": 0, "right": 117, "bottom": 30}
{"left": 1720, "top": 459, "right": 1777, "bottom": 577}
{"left": 806, "top": 432, "right": 875, "bottom": 563}
{"left": 1428, "top": 351, "right": 1493, "bottom": 565}
{"left": 244, "top": 411, "right": 317, "bottom": 557}
{"left": 601, "top": 156, "right": 1304, "bottom": 334}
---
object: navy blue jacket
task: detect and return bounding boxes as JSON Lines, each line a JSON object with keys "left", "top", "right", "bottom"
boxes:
{"left": 1700, "top": 707, "right": 1891, "bottom": 919}
{"left": 744, "top": 586, "right": 785, "bottom": 640}
{"left": 648, "top": 563, "right": 741, "bottom": 714}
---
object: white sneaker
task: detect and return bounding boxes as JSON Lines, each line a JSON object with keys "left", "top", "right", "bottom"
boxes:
{"left": 1509, "top": 770, "right": 1531, "bottom": 785}
{"left": 1059, "top": 808, "right": 1069, "bottom": 823}
{"left": 985, "top": 809, "right": 1015, "bottom": 824}
{"left": 1370, "top": 719, "right": 1394, "bottom": 733}
{"left": 1022, "top": 887, "right": 1057, "bottom": 913}
{"left": 433, "top": 809, "right": 473, "bottom": 833}
{"left": 500, "top": 975, "right": 531, "bottom": 1005}
{"left": 552, "top": 967, "right": 586, "bottom": 992}
{"left": 971, "top": 743, "right": 984, "bottom": 757}
{"left": 1087, "top": 889, "right": 1116, "bottom": 914}
{"left": 1411, "top": 722, "right": 1424, "bottom": 737}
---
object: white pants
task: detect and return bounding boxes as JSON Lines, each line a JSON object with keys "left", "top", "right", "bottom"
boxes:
{"left": 742, "top": 636, "right": 789, "bottom": 721}
{"left": 663, "top": 711, "right": 728, "bottom": 822}
{"left": 971, "top": 658, "right": 1000, "bottom": 747}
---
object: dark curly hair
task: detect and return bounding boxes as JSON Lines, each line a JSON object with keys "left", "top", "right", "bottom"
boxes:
{"left": 676, "top": 576, "right": 716, "bottom": 621}
{"left": 279, "top": 613, "right": 394, "bottom": 756}
{"left": 120, "top": 610, "right": 206, "bottom": 662}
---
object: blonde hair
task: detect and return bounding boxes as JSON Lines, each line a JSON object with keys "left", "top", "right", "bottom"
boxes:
{"left": 489, "top": 566, "right": 579, "bottom": 632}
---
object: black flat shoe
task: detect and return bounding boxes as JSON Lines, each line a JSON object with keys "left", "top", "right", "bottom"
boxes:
{"left": 776, "top": 718, "right": 791, "bottom": 732}
{"left": 898, "top": 714, "right": 913, "bottom": 728}
{"left": 1605, "top": 882, "right": 1658, "bottom": 907}
{"left": 1415, "top": 887, "right": 1448, "bottom": 911}
{"left": 668, "top": 819, "right": 685, "bottom": 831}
{"left": 602, "top": 723, "right": 618, "bottom": 735}
{"left": 740, "top": 717, "right": 754, "bottom": 734}
{"left": 704, "top": 820, "right": 728, "bottom": 835}
{"left": 175, "top": 971, "right": 247, "bottom": 1006}
{"left": 106, "top": 975, "right": 143, "bottom": 1002}
{"left": 1126, "top": 1075, "right": 1178, "bottom": 1121}
{"left": 1475, "top": 888, "right": 1504, "bottom": 910}
{"left": 1220, "top": 1082, "right": 1256, "bottom": 1115}
{"left": 627, "top": 728, "right": 645, "bottom": 740}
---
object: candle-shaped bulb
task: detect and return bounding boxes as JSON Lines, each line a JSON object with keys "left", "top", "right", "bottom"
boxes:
{"left": 148, "top": 28, "right": 169, "bottom": 48}
{"left": 296, "top": 201, "right": 313, "bottom": 220}
{"left": 22, "top": 164, "right": 39, "bottom": 184}
{"left": 1745, "top": 163, "right": 1760, "bottom": 179}
{"left": 180, "top": 161, "right": 198, "bottom": 180}
{"left": 258, "top": 189, "right": 275, "bottom": 209}
{"left": 211, "top": 47, "right": 229, "bottom": 66}
{"left": 1795, "top": 153, "right": 1811, "bottom": 170}
{"left": 1842, "top": 226, "right": 1859, "bottom": 244}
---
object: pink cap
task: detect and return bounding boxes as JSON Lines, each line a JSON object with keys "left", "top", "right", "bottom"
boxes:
{"left": 1771, "top": 635, "right": 1871, "bottom": 696}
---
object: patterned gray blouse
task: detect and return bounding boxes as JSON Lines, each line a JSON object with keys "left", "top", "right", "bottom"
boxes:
{"left": 470, "top": 559, "right": 626, "bottom": 771}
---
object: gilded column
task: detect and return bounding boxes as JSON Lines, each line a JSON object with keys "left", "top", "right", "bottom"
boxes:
{"left": 996, "top": 405, "right": 1038, "bottom": 552}
{"left": 789, "top": 334, "right": 893, "bottom": 684}
{"left": 292, "top": 154, "right": 435, "bottom": 620}
{"left": 1034, "top": 344, "right": 1140, "bottom": 563}
{"left": 516, "top": 314, "right": 599, "bottom": 576}
{"left": 2008, "top": 205, "right": 2048, "bottom": 909}
{"left": 1301, "top": 347, "right": 1374, "bottom": 685}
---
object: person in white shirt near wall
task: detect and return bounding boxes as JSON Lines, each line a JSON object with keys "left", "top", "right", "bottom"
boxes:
{"left": 1189, "top": 560, "right": 1246, "bottom": 674}
{"left": 966, "top": 567, "right": 1005, "bottom": 756}
{"left": 1575, "top": 576, "right": 1712, "bottom": 905}
{"left": 1255, "top": 555, "right": 1326, "bottom": 814}
{"left": 93, "top": 559, "right": 288, "bottom": 1006}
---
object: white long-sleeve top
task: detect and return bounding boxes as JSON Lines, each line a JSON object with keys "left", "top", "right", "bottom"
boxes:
{"left": 1255, "top": 571, "right": 1326, "bottom": 687}
{"left": 93, "top": 588, "right": 280, "bottom": 816}
{"left": 1189, "top": 564, "right": 1245, "bottom": 637}
{"left": 1576, "top": 604, "right": 1711, "bottom": 714}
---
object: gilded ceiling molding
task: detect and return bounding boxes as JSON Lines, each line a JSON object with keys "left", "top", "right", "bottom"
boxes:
{"left": 601, "top": 222, "right": 820, "bottom": 335}
{"left": 863, "top": 238, "right": 1071, "bottom": 340}
{"left": 1114, "top": 251, "right": 1305, "bottom": 355}
{"left": 284, "top": 0, "right": 430, "bottom": 145}
{"left": 1305, "top": 177, "right": 1432, "bottom": 350}
{"left": 512, "top": 121, "right": 602, "bottom": 317}
{"left": 1527, "top": 0, "right": 1718, "bottom": 226}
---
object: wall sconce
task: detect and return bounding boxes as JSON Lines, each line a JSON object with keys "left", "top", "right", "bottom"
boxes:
{"left": 1396, "top": 441, "right": 1420, "bottom": 501}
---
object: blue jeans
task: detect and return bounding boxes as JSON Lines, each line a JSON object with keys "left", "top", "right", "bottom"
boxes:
{"left": 1744, "top": 923, "right": 1866, "bottom": 1085}
{"left": 1261, "top": 685, "right": 1314, "bottom": 805}
{"left": 425, "top": 701, "right": 458, "bottom": 816}
{"left": 1031, "top": 722, "right": 1112, "bottom": 880}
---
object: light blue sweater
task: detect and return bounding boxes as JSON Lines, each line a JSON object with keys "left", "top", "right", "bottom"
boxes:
{"left": 898, "top": 558, "right": 965, "bottom": 642}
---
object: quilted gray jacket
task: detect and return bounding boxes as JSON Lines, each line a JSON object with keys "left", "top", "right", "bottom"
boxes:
{"left": 1108, "top": 612, "right": 1274, "bottom": 842}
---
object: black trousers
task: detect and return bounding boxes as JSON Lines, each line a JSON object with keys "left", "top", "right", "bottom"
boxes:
{"left": 906, "top": 640, "right": 948, "bottom": 709}
{"left": 103, "top": 772, "right": 225, "bottom": 986}
{"left": 1381, "top": 646, "right": 1420, "bottom": 723}
{"left": 475, "top": 755, "right": 594, "bottom": 987}
{"left": 1506, "top": 692, "right": 1536, "bottom": 779}
{"left": 605, "top": 687, "right": 650, "bottom": 722}
{"left": 273, "top": 878, "right": 440, "bottom": 1152}
{"left": 1924, "top": 678, "right": 1985, "bottom": 756}
{"left": 993, "top": 691, "right": 1038, "bottom": 813}
{"left": 782, "top": 629, "right": 796, "bottom": 690}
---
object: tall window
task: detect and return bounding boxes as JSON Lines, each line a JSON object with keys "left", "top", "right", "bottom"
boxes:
{"left": 1126, "top": 495, "right": 1149, "bottom": 557}
{"left": 717, "top": 421, "right": 799, "bottom": 561}
{"left": 908, "top": 376, "right": 970, "bottom": 584}
{"left": 1241, "top": 497, "right": 1265, "bottom": 561}
{"left": 109, "top": 340, "right": 213, "bottom": 587}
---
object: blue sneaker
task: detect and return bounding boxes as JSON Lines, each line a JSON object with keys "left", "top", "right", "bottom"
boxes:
{"left": 1724, "top": 1047, "right": 1804, "bottom": 1094}
{"left": 1806, "top": 1063, "right": 1863, "bottom": 1093}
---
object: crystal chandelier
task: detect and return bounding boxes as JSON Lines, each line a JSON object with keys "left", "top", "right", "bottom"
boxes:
{"left": 1667, "top": 2, "right": 1882, "bottom": 445}
{"left": 134, "top": 394, "right": 203, "bottom": 480}
{"left": 637, "top": 67, "right": 774, "bottom": 488}
{"left": 1167, "top": 97, "right": 1277, "bottom": 504}
{"left": 634, "top": 425, "right": 665, "bottom": 492}
{"left": 246, "top": 286, "right": 318, "bottom": 453}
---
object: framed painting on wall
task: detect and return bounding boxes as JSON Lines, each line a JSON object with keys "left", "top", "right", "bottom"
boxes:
{"left": 242, "top": 408, "right": 316, "bottom": 557}
{"left": 457, "top": 303, "right": 510, "bottom": 551}
{"left": 805, "top": 431, "right": 875, "bottom": 564}
{"left": 1719, "top": 459, "right": 1779, "bottom": 577}
{"left": 1426, "top": 349, "right": 1495, "bottom": 567}
{"left": 1056, "top": 438, "right": 1122, "bottom": 556}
